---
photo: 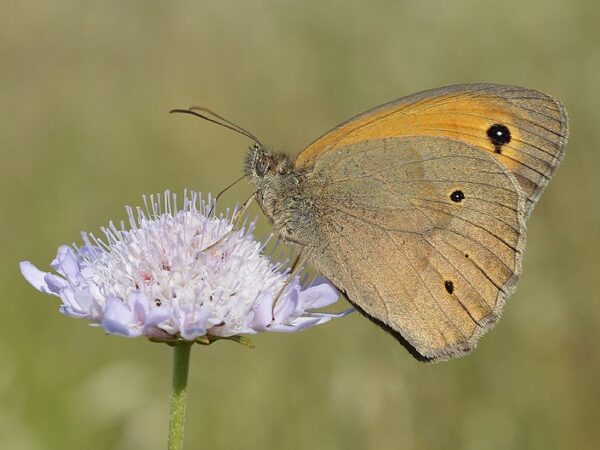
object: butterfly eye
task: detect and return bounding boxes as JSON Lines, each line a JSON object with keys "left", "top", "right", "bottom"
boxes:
{"left": 255, "top": 154, "right": 272, "bottom": 176}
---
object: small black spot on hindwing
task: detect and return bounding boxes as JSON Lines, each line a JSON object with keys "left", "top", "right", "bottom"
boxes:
{"left": 487, "top": 123, "right": 511, "bottom": 153}
{"left": 450, "top": 190, "right": 465, "bottom": 203}
{"left": 444, "top": 280, "right": 454, "bottom": 294}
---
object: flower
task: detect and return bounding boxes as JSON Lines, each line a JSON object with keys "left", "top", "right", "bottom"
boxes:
{"left": 20, "top": 190, "right": 351, "bottom": 341}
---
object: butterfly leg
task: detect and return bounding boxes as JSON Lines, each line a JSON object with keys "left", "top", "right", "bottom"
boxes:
{"left": 207, "top": 174, "right": 248, "bottom": 217}
{"left": 200, "top": 192, "right": 257, "bottom": 254}
{"left": 230, "top": 191, "right": 257, "bottom": 229}
{"left": 271, "top": 246, "right": 313, "bottom": 314}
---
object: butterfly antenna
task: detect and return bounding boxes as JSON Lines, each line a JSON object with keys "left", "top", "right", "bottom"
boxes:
{"left": 208, "top": 174, "right": 247, "bottom": 217}
{"left": 190, "top": 106, "right": 263, "bottom": 144}
{"left": 169, "top": 106, "right": 263, "bottom": 146}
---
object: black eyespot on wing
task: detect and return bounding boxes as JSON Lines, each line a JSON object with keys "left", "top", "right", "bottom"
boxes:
{"left": 444, "top": 280, "right": 454, "bottom": 294}
{"left": 450, "top": 190, "right": 465, "bottom": 203}
{"left": 487, "top": 124, "right": 511, "bottom": 154}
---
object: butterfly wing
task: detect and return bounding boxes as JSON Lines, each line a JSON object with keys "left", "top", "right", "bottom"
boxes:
{"left": 296, "top": 84, "right": 568, "bottom": 218}
{"left": 302, "top": 136, "right": 526, "bottom": 361}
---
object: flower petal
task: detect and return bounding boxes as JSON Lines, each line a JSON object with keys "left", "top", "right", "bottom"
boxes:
{"left": 44, "top": 273, "right": 68, "bottom": 294}
{"left": 102, "top": 292, "right": 147, "bottom": 337}
{"left": 51, "top": 246, "right": 81, "bottom": 281}
{"left": 273, "top": 284, "right": 301, "bottom": 323}
{"left": 299, "top": 279, "right": 340, "bottom": 310}
{"left": 143, "top": 307, "right": 173, "bottom": 338}
{"left": 67, "top": 289, "right": 99, "bottom": 319}
{"left": 174, "top": 304, "right": 213, "bottom": 340}
{"left": 20, "top": 261, "right": 56, "bottom": 295}
{"left": 251, "top": 293, "right": 273, "bottom": 331}
{"left": 268, "top": 316, "right": 323, "bottom": 332}
{"left": 269, "top": 308, "right": 354, "bottom": 333}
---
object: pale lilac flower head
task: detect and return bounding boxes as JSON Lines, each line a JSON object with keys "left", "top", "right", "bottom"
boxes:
{"left": 20, "top": 191, "right": 350, "bottom": 342}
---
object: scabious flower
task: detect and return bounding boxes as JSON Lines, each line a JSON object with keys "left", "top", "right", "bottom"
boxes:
{"left": 20, "top": 190, "right": 350, "bottom": 342}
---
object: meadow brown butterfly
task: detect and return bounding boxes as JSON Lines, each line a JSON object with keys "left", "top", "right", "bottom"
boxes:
{"left": 176, "top": 84, "right": 568, "bottom": 362}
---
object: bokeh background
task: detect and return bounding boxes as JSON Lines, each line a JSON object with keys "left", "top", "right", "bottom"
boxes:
{"left": 2, "top": 1, "right": 599, "bottom": 449}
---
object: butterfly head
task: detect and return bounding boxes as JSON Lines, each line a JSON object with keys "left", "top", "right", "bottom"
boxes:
{"left": 244, "top": 142, "right": 307, "bottom": 240}
{"left": 245, "top": 143, "right": 293, "bottom": 187}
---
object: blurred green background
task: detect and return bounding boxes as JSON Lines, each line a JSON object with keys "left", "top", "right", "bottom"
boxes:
{"left": 1, "top": 1, "right": 599, "bottom": 449}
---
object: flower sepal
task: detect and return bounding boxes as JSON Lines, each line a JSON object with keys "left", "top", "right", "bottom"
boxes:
{"left": 148, "top": 334, "right": 255, "bottom": 349}
{"left": 196, "top": 334, "right": 255, "bottom": 348}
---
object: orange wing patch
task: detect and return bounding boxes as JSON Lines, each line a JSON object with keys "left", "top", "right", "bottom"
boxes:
{"left": 298, "top": 97, "right": 522, "bottom": 170}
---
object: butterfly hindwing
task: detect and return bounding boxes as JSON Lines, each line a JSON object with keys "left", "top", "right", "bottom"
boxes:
{"left": 301, "top": 135, "right": 526, "bottom": 361}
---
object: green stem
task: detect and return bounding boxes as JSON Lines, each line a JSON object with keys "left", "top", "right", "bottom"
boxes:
{"left": 168, "top": 342, "right": 193, "bottom": 450}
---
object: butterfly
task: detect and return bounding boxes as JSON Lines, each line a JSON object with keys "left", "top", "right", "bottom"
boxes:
{"left": 174, "top": 83, "right": 568, "bottom": 362}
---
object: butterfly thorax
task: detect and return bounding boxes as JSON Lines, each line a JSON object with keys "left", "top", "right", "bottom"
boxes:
{"left": 245, "top": 145, "right": 315, "bottom": 244}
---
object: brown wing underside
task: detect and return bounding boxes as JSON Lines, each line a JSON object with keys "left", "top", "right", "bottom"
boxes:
{"left": 304, "top": 136, "right": 526, "bottom": 361}
{"left": 296, "top": 84, "right": 568, "bottom": 218}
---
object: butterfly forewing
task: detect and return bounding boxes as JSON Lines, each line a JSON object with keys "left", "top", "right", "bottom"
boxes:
{"left": 296, "top": 84, "right": 568, "bottom": 218}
